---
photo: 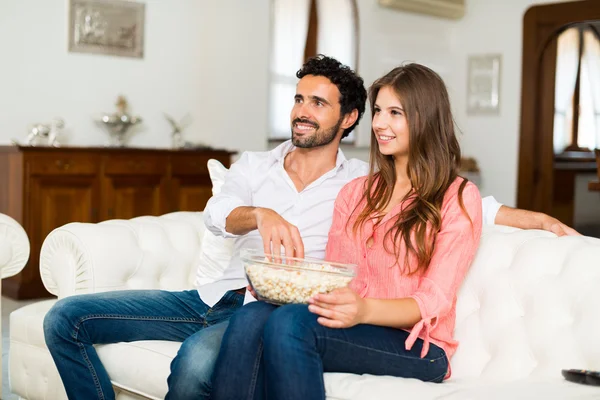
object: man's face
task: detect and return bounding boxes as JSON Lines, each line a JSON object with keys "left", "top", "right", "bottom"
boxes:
{"left": 290, "top": 75, "right": 344, "bottom": 148}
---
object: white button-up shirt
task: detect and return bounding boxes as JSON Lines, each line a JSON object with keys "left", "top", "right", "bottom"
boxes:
{"left": 200, "top": 141, "right": 502, "bottom": 306}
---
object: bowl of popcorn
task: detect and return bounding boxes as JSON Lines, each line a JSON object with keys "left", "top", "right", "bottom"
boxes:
{"left": 241, "top": 249, "right": 356, "bottom": 305}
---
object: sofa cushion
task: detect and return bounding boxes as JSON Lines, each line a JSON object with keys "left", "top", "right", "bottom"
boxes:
{"left": 194, "top": 159, "right": 235, "bottom": 286}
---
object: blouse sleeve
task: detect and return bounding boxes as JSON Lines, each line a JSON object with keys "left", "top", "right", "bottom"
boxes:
{"left": 405, "top": 181, "right": 483, "bottom": 357}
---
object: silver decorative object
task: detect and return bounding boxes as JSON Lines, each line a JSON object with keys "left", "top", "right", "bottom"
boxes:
{"left": 164, "top": 113, "right": 192, "bottom": 149}
{"left": 69, "top": 0, "right": 145, "bottom": 59}
{"left": 98, "top": 96, "right": 142, "bottom": 147}
{"left": 25, "top": 118, "right": 64, "bottom": 147}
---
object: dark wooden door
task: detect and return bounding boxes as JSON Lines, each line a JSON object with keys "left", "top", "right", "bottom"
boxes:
{"left": 518, "top": 1, "right": 600, "bottom": 217}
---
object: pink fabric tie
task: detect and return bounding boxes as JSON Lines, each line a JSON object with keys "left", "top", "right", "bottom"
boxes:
{"left": 406, "top": 318, "right": 432, "bottom": 358}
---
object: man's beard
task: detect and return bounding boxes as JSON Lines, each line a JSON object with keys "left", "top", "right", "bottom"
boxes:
{"left": 291, "top": 117, "right": 343, "bottom": 148}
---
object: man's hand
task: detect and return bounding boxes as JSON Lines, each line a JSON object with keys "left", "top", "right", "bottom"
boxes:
{"left": 308, "top": 287, "right": 366, "bottom": 328}
{"left": 254, "top": 208, "right": 305, "bottom": 258}
{"left": 495, "top": 206, "right": 581, "bottom": 237}
{"left": 540, "top": 215, "right": 581, "bottom": 237}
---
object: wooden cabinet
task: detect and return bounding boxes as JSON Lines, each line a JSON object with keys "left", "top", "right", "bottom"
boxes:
{"left": 0, "top": 146, "right": 233, "bottom": 299}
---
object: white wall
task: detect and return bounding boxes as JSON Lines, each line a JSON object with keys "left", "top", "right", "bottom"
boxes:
{"left": 0, "top": 0, "right": 270, "bottom": 152}
{"left": 451, "top": 0, "right": 578, "bottom": 206}
{"left": 351, "top": 0, "right": 575, "bottom": 205}
{"left": 3, "top": 0, "right": 592, "bottom": 211}
{"left": 348, "top": 0, "right": 456, "bottom": 150}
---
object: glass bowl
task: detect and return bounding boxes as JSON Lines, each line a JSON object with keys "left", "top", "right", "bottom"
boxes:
{"left": 241, "top": 249, "right": 356, "bottom": 305}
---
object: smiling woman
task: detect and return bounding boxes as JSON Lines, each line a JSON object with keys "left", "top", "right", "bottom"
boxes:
{"left": 268, "top": 0, "right": 358, "bottom": 142}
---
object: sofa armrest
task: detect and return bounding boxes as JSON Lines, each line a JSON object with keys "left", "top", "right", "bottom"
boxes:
{"left": 40, "top": 212, "right": 206, "bottom": 298}
{"left": 0, "top": 214, "right": 30, "bottom": 279}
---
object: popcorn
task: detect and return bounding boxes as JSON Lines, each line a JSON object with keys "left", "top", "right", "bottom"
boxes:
{"left": 245, "top": 262, "right": 353, "bottom": 304}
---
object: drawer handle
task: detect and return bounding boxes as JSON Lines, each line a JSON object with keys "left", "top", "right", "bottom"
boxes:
{"left": 55, "top": 160, "right": 71, "bottom": 170}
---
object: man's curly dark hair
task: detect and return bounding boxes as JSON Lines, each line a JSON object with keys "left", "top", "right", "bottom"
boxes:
{"left": 296, "top": 55, "right": 367, "bottom": 139}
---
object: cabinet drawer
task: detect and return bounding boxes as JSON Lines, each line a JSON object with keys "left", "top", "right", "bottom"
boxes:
{"left": 104, "top": 155, "right": 167, "bottom": 175}
{"left": 29, "top": 155, "right": 98, "bottom": 175}
{"left": 171, "top": 155, "right": 211, "bottom": 176}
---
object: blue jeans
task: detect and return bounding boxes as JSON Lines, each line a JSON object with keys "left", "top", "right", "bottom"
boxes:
{"left": 43, "top": 289, "right": 243, "bottom": 400}
{"left": 211, "top": 302, "right": 449, "bottom": 400}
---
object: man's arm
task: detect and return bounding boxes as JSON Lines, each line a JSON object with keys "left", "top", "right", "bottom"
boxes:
{"left": 482, "top": 195, "right": 580, "bottom": 236}
{"left": 203, "top": 153, "right": 305, "bottom": 257}
{"left": 495, "top": 206, "right": 581, "bottom": 236}
{"left": 224, "top": 206, "right": 260, "bottom": 235}
{"left": 203, "top": 152, "right": 254, "bottom": 238}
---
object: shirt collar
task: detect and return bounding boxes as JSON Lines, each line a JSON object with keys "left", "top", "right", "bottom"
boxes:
{"left": 269, "top": 140, "right": 348, "bottom": 171}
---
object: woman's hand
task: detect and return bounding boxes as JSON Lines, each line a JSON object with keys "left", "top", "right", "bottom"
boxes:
{"left": 246, "top": 285, "right": 257, "bottom": 299}
{"left": 308, "top": 287, "right": 367, "bottom": 328}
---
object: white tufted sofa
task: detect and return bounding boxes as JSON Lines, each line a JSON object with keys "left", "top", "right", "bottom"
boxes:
{"left": 0, "top": 213, "right": 30, "bottom": 392}
{"left": 8, "top": 212, "right": 600, "bottom": 399}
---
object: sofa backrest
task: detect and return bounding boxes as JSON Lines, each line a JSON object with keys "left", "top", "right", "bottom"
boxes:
{"left": 452, "top": 225, "right": 600, "bottom": 380}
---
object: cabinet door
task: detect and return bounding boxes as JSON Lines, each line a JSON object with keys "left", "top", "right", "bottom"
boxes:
{"left": 170, "top": 153, "right": 230, "bottom": 212}
{"left": 31, "top": 175, "right": 99, "bottom": 239}
{"left": 170, "top": 175, "right": 213, "bottom": 212}
{"left": 26, "top": 175, "right": 99, "bottom": 297}
{"left": 102, "top": 154, "right": 169, "bottom": 220}
{"left": 102, "top": 175, "right": 168, "bottom": 220}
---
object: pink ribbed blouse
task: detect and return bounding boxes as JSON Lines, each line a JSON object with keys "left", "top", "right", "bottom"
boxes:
{"left": 325, "top": 176, "right": 482, "bottom": 376}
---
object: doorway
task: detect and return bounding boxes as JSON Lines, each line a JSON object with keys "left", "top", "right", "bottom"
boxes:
{"left": 518, "top": 0, "right": 600, "bottom": 234}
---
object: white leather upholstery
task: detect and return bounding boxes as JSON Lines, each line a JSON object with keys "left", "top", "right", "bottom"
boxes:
{"left": 0, "top": 213, "right": 30, "bottom": 280}
{"left": 0, "top": 213, "right": 30, "bottom": 393}
{"left": 9, "top": 214, "right": 600, "bottom": 399}
{"left": 39, "top": 212, "right": 206, "bottom": 298}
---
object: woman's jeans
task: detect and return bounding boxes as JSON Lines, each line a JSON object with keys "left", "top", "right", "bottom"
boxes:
{"left": 44, "top": 289, "right": 243, "bottom": 400}
{"left": 211, "top": 301, "right": 448, "bottom": 400}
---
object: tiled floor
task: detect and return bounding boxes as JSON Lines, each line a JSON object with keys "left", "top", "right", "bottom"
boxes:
{"left": 2, "top": 296, "right": 40, "bottom": 400}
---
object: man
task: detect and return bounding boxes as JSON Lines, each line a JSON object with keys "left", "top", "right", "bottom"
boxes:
{"left": 44, "top": 55, "right": 577, "bottom": 400}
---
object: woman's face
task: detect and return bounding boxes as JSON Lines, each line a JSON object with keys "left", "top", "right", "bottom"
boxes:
{"left": 372, "top": 86, "right": 410, "bottom": 158}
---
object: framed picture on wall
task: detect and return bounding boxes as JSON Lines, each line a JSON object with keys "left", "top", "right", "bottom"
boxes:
{"left": 68, "top": 0, "right": 145, "bottom": 59}
{"left": 467, "top": 54, "right": 502, "bottom": 115}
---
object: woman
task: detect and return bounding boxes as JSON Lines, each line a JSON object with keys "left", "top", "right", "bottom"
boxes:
{"left": 210, "top": 64, "right": 483, "bottom": 400}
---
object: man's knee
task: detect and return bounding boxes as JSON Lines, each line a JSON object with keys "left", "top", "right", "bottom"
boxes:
{"left": 167, "top": 323, "right": 228, "bottom": 399}
{"left": 44, "top": 296, "right": 86, "bottom": 345}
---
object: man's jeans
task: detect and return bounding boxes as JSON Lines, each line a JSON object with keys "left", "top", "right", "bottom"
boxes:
{"left": 211, "top": 301, "right": 449, "bottom": 400}
{"left": 43, "top": 289, "right": 243, "bottom": 400}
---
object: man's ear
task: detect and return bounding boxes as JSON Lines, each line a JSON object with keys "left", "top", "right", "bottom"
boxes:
{"left": 340, "top": 109, "right": 359, "bottom": 130}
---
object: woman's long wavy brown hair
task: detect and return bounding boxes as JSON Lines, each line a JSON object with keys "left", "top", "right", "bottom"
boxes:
{"left": 352, "top": 64, "right": 469, "bottom": 274}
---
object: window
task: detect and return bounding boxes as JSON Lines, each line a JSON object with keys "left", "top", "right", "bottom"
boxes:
{"left": 554, "top": 24, "right": 600, "bottom": 154}
{"left": 268, "top": 0, "right": 358, "bottom": 142}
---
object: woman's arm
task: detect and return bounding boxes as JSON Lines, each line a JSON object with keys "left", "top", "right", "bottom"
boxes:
{"left": 309, "top": 290, "right": 421, "bottom": 329}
